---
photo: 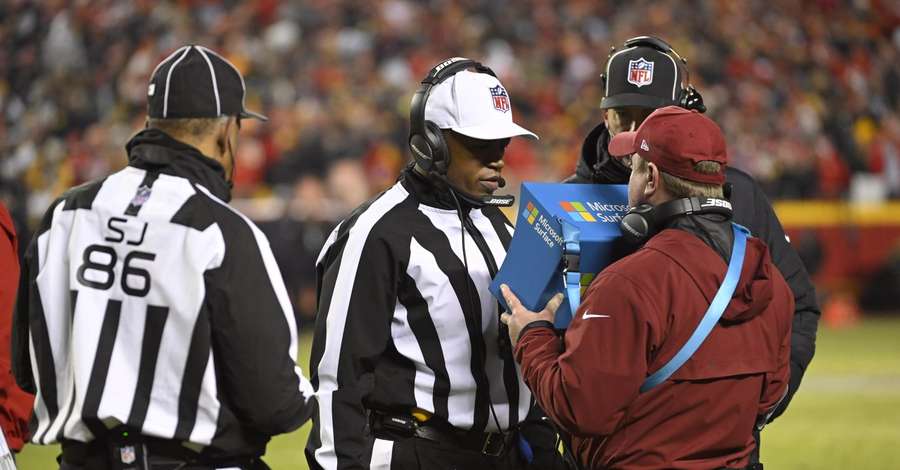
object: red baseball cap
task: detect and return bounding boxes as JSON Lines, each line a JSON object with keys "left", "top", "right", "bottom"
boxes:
{"left": 608, "top": 106, "right": 727, "bottom": 185}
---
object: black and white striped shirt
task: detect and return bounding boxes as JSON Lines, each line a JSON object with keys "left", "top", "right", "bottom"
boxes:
{"left": 12, "top": 129, "right": 314, "bottom": 460}
{"left": 306, "top": 169, "right": 531, "bottom": 470}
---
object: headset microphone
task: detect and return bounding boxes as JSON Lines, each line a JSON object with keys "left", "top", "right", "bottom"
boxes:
{"left": 476, "top": 177, "right": 513, "bottom": 206}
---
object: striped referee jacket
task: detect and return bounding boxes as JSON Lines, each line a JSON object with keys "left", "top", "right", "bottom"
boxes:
{"left": 12, "top": 129, "right": 314, "bottom": 461}
{"left": 306, "top": 168, "right": 533, "bottom": 470}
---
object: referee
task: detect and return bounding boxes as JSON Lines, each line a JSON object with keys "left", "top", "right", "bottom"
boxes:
{"left": 306, "top": 58, "right": 564, "bottom": 469}
{"left": 12, "top": 45, "right": 314, "bottom": 470}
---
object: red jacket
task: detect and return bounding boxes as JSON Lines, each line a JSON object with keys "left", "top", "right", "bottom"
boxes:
{"left": 0, "top": 203, "right": 34, "bottom": 451}
{"left": 515, "top": 227, "right": 792, "bottom": 469}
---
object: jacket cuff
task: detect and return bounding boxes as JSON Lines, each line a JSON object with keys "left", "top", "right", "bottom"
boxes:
{"left": 519, "top": 320, "right": 555, "bottom": 339}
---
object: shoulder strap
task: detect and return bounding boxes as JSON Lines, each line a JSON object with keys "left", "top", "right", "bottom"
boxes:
{"left": 640, "top": 223, "right": 750, "bottom": 393}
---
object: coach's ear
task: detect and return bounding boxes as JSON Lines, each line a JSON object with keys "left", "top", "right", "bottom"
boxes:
{"left": 644, "top": 161, "right": 661, "bottom": 199}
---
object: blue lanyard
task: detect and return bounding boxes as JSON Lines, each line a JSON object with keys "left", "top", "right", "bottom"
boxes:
{"left": 561, "top": 221, "right": 582, "bottom": 314}
{"left": 640, "top": 223, "right": 750, "bottom": 393}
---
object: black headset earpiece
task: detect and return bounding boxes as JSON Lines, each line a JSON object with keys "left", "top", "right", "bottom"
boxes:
{"left": 408, "top": 57, "right": 497, "bottom": 176}
{"left": 619, "top": 203, "right": 656, "bottom": 244}
{"left": 679, "top": 85, "right": 707, "bottom": 113}
{"left": 598, "top": 45, "right": 617, "bottom": 93}
{"left": 619, "top": 197, "right": 733, "bottom": 245}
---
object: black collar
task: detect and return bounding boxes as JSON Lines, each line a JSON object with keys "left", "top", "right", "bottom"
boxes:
{"left": 399, "top": 166, "right": 476, "bottom": 212}
{"left": 125, "top": 129, "right": 233, "bottom": 202}
{"left": 577, "top": 123, "right": 632, "bottom": 184}
{"left": 666, "top": 214, "right": 734, "bottom": 263}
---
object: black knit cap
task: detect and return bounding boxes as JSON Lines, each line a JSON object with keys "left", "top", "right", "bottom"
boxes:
{"left": 600, "top": 43, "right": 683, "bottom": 110}
{"left": 147, "top": 45, "right": 267, "bottom": 121}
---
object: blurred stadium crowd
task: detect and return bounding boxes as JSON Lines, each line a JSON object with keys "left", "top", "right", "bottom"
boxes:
{"left": 1, "top": 0, "right": 899, "bottom": 319}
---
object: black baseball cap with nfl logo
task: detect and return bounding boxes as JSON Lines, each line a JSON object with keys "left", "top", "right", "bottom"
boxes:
{"left": 147, "top": 45, "right": 268, "bottom": 121}
{"left": 600, "top": 38, "right": 684, "bottom": 110}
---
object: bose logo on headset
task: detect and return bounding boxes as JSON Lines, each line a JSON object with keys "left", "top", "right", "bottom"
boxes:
{"left": 433, "top": 57, "right": 468, "bottom": 75}
{"left": 410, "top": 144, "right": 429, "bottom": 161}
{"left": 483, "top": 197, "right": 512, "bottom": 206}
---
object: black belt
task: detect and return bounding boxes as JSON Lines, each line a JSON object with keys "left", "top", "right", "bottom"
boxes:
{"left": 371, "top": 411, "right": 516, "bottom": 457}
{"left": 60, "top": 436, "right": 263, "bottom": 469}
{"left": 415, "top": 422, "right": 516, "bottom": 457}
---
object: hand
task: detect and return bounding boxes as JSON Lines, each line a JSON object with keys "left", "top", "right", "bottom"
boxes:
{"left": 499, "top": 284, "right": 564, "bottom": 347}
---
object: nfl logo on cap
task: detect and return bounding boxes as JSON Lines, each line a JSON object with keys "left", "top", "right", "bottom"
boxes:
{"left": 490, "top": 85, "right": 510, "bottom": 113}
{"left": 627, "top": 58, "right": 654, "bottom": 88}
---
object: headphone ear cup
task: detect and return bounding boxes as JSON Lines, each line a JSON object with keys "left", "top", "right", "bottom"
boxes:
{"left": 424, "top": 121, "right": 450, "bottom": 174}
{"left": 619, "top": 204, "right": 655, "bottom": 245}
{"left": 409, "top": 133, "right": 434, "bottom": 173}
{"left": 680, "top": 85, "right": 707, "bottom": 113}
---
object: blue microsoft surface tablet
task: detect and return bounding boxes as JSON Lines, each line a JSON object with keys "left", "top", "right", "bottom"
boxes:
{"left": 490, "top": 183, "right": 629, "bottom": 328}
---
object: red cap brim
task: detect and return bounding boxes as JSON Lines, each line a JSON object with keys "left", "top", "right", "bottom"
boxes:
{"left": 608, "top": 131, "right": 638, "bottom": 157}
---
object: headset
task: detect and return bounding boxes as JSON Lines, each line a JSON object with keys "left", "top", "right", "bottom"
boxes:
{"left": 408, "top": 57, "right": 499, "bottom": 175}
{"left": 619, "top": 197, "right": 733, "bottom": 245}
{"left": 408, "top": 57, "right": 514, "bottom": 207}
{"left": 600, "top": 36, "right": 706, "bottom": 113}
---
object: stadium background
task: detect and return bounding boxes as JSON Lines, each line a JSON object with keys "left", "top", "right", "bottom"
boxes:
{"left": 2, "top": 0, "right": 899, "bottom": 468}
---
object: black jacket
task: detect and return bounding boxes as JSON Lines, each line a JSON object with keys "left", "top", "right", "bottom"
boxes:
{"left": 565, "top": 122, "right": 820, "bottom": 421}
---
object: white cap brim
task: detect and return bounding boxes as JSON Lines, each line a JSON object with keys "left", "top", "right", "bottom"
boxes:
{"left": 451, "top": 121, "right": 539, "bottom": 140}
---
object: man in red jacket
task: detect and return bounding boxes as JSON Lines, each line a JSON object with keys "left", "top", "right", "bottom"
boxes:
{"left": 0, "top": 202, "right": 34, "bottom": 453}
{"left": 500, "top": 107, "right": 793, "bottom": 469}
